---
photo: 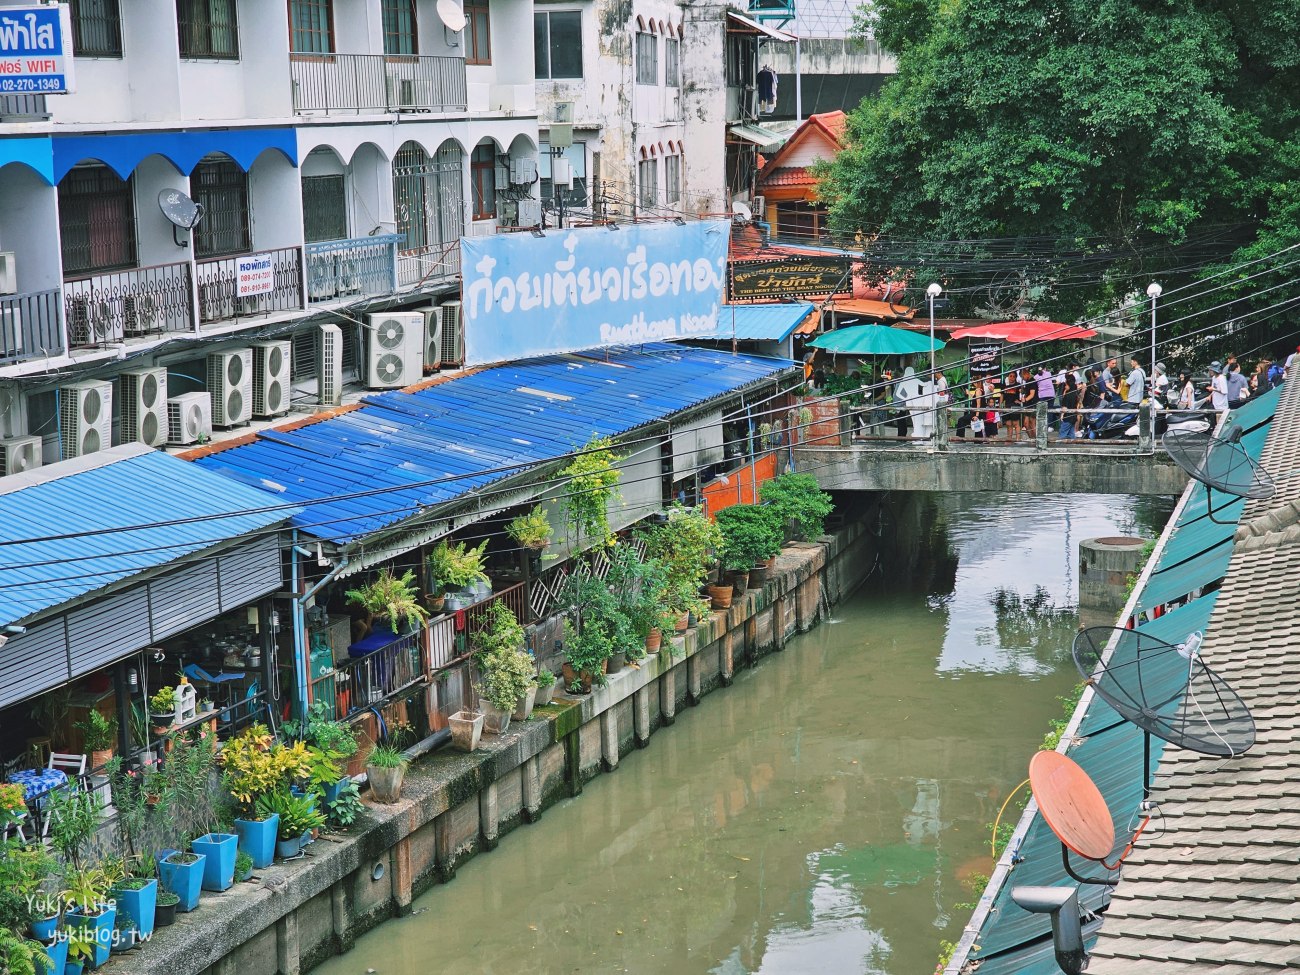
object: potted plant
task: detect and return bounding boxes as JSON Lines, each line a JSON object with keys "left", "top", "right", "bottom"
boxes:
{"left": 62, "top": 926, "right": 98, "bottom": 975}
{"left": 325, "top": 780, "right": 364, "bottom": 828}
{"left": 716, "top": 504, "right": 783, "bottom": 590}
{"left": 191, "top": 827, "right": 238, "bottom": 893}
{"left": 153, "top": 891, "right": 179, "bottom": 928}
{"left": 219, "top": 724, "right": 310, "bottom": 869}
{"left": 448, "top": 709, "right": 485, "bottom": 752}
{"left": 365, "top": 745, "right": 409, "bottom": 804}
{"left": 40, "top": 931, "right": 69, "bottom": 974}
{"left": 346, "top": 568, "right": 430, "bottom": 637}
{"left": 428, "top": 539, "right": 489, "bottom": 610}
{"left": 75, "top": 711, "right": 117, "bottom": 771}
{"left": 61, "top": 865, "right": 116, "bottom": 968}
{"left": 255, "top": 790, "right": 323, "bottom": 859}
{"left": 156, "top": 849, "right": 205, "bottom": 913}
{"left": 607, "top": 544, "right": 670, "bottom": 659}
{"left": 109, "top": 872, "right": 157, "bottom": 942}
{"left": 471, "top": 602, "right": 534, "bottom": 732}
{"left": 282, "top": 704, "right": 358, "bottom": 806}
{"left": 534, "top": 668, "right": 557, "bottom": 707}
{"left": 148, "top": 687, "right": 176, "bottom": 730}
{"left": 759, "top": 471, "right": 834, "bottom": 542}
{"left": 640, "top": 503, "right": 723, "bottom": 601}
{"left": 561, "top": 618, "right": 613, "bottom": 694}
{"left": 507, "top": 505, "right": 553, "bottom": 551}
{"left": 235, "top": 850, "right": 254, "bottom": 883}
{"left": 554, "top": 434, "right": 623, "bottom": 549}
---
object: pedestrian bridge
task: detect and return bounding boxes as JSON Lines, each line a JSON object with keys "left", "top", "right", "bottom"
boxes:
{"left": 794, "top": 406, "right": 1189, "bottom": 495}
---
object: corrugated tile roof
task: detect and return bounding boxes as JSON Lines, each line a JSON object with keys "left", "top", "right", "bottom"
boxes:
{"left": 691, "top": 303, "right": 814, "bottom": 341}
{"left": 759, "top": 165, "right": 816, "bottom": 188}
{"left": 194, "top": 343, "right": 793, "bottom": 545}
{"left": 0, "top": 444, "right": 293, "bottom": 626}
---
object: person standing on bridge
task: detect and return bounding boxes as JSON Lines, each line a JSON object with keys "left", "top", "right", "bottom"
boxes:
{"left": 1019, "top": 367, "right": 1039, "bottom": 440}
{"left": 1207, "top": 361, "right": 1229, "bottom": 417}
{"left": 1057, "top": 374, "right": 1081, "bottom": 440}
{"left": 1176, "top": 370, "right": 1197, "bottom": 410}
{"left": 1125, "top": 356, "right": 1146, "bottom": 407}
{"left": 1225, "top": 361, "right": 1250, "bottom": 409}
{"left": 1152, "top": 362, "right": 1170, "bottom": 404}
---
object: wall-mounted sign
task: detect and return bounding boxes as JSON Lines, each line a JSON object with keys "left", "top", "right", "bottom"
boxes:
{"left": 0, "top": 5, "right": 76, "bottom": 94}
{"left": 969, "top": 341, "right": 1004, "bottom": 378}
{"left": 236, "top": 253, "right": 275, "bottom": 298}
{"left": 461, "top": 221, "right": 730, "bottom": 366}
{"left": 729, "top": 256, "right": 850, "bottom": 300}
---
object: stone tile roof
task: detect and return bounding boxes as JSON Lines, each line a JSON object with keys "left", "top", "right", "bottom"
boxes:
{"left": 1088, "top": 374, "right": 1300, "bottom": 972}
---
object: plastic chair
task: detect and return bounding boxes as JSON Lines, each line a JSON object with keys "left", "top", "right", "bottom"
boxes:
{"left": 183, "top": 663, "right": 244, "bottom": 686}
{"left": 47, "top": 752, "right": 86, "bottom": 777}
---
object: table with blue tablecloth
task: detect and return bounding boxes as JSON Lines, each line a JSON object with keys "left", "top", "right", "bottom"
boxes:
{"left": 8, "top": 767, "right": 68, "bottom": 801}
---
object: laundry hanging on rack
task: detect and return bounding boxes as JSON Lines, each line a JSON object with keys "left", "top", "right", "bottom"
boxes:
{"left": 757, "top": 66, "right": 778, "bottom": 114}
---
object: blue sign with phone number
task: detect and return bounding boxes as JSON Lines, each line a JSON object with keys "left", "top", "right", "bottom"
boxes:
{"left": 0, "top": 5, "right": 75, "bottom": 94}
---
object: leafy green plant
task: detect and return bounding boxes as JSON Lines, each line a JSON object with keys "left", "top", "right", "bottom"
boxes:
{"left": 715, "top": 504, "right": 784, "bottom": 570}
{"left": 536, "top": 668, "right": 556, "bottom": 689}
{"left": 555, "top": 434, "right": 623, "bottom": 548}
{"left": 365, "top": 745, "right": 408, "bottom": 771}
{"left": 149, "top": 686, "right": 176, "bottom": 716}
{"left": 47, "top": 788, "right": 102, "bottom": 869}
{"left": 60, "top": 865, "right": 109, "bottom": 916}
{"left": 325, "top": 782, "right": 364, "bottom": 827}
{"left": 562, "top": 619, "right": 613, "bottom": 686}
{"left": 235, "top": 850, "right": 253, "bottom": 880}
{"left": 75, "top": 711, "right": 117, "bottom": 753}
{"left": 347, "top": 568, "right": 430, "bottom": 633}
{"left": 427, "top": 539, "right": 489, "bottom": 593}
{"left": 476, "top": 644, "right": 536, "bottom": 712}
{"left": 606, "top": 544, "right": 670, "bottom": 646}
{"left": 0, "top": 928, "right": 52, "bottom": 975}
{"left": 218, "top": 724, "right": 311, "bottom": 816}
{"left": 759, "top": 472, "right": 834, "bottom": 541}
{"left": 255, "top": 791, "right": 325, "bottom": 841}
{"left": 639, "top": 503, "right": 723, "bottom": 594}
{"left": 281, "top": 703, "right": 359, "bottom": 759}
{"left": 507, "top": 505, "right": 553, "bottom": 550}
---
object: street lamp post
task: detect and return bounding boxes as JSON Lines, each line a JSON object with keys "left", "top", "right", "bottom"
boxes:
{"left": 1146, "top": 282, "right": 1162, "bottom": 382}
{"left": 926, "top": 282, "right": 943, "bottom": 445}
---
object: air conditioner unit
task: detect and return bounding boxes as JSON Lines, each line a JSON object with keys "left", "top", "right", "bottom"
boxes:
{"left": 167, "top": 391, "right": 212, "bottom": 446}
{"left": 421, "top": 306, "right": 442, "bottom": 372}
{"left": 251, "top": 340, "right": 292, "bottom": 418}
{"left": 207, "top": 347, "right": 253, "bottom": 428}
{"left": 0, "top": 252, "right": 15, "bottom": 295}
{"left": 123, "top": 293, "right": 162, "bottom": 337}
{"left": 366, "top": 312, "right": 424, "bottom": 389}
{"left": 59, "top": 380, "right": 113, "bottom": 459}
{"left": 752, "top": 195, "right": 767, "bottom": 218}
{"left": 438, "top": 300, "right": 463, "bottom": 367}
{"left": 67, "top": 295, "right": 124, "bottom": 346}
{"left": 517, "top": 198, "right": 543, "bottom": 227}
{"left": 510, "top": 157, "right": 537, "bottom": 185}
{"left": 0, "top": 434, "right": 41, "bottom": 476}
{"left": 317, "top": 323, "right": 343, "bottom": 407}
{"left": 119, "top": 367, "right": 169, "bottom": 447}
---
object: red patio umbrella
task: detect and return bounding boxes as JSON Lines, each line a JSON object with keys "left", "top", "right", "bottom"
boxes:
{"left": 949, "top": 320, "right": 1098, "bottom": 343}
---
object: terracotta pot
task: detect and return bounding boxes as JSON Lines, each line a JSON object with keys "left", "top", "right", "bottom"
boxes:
{"left": 448, "top": 711, "right": 484, "bottom": 752}
{"left": 748, "top": 564, "right": 768, "bottom": 585}
{"left": 90, "top": 748, "right": 114, "bottom": 770}
{"left": 707, "top": 584, "right": 734, "bottom": 609}
{"left": 674, "top": 612, "right": 689, "bottom": 632}
{"left": 731, "top": 569, "right": 750, "bottom": 593}
{"left": 425, "top": 593, "right": 447, "bottom": 614}
{"left": 764, "top": 555, "right": 777, "bottom": 570}
{"left": 645, "top": 627, "right": 662, "bottom": 654}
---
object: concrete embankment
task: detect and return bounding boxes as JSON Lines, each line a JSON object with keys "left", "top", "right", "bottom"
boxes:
{"left": 113, "top": 522, "right": 872, "bottom": 975}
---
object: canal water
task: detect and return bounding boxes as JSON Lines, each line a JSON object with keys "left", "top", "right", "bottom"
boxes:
{"left": 318, "top": 493, "right": 1173, "bottom": 975}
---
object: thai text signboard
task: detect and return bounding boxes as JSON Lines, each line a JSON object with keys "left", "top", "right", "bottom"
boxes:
{"left": 461, "top": 221, "right": 730, "bottom": 366}
{"left": 0, "top": 6, "right": 75, "bottom": 94}
{"left": 729, "top": 256, "right": 850, "bottom": 300}
{"left": 236, "top": 253, "right": 275, "bottom": 298}
{"left": 969, "top": 341, "right": 1004, "bottom": 378}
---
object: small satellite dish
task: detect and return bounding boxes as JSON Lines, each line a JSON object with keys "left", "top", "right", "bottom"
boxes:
{"left": 158, "top": 189, "right": 204, "bottom": 248}
{"left": 437, "top": 0, "right": 467, "bottom": 32}
{"left": 1163, "top": 426, "right": 1275, "bottom": 523}
{"left": 731, "top": 201, "right": 753, "bottom": 222}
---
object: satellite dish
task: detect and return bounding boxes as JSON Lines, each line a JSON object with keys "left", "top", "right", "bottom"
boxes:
{"left": 158, "top": 189, "right": 204, "bottom": 248}
{"left": 1163, "top": 426, "right": 1275, "bottom": 523}
{"left": 731, "top": 201, "right": 753, "bottom": 222}
{"left": 437, "top": 0, "right": 467, "bottom": 32}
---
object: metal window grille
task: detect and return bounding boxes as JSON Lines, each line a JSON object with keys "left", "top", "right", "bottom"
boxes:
{"left": 177, "top": 0, "right": 240, "bottom": 59}
{"left": 638, "top": 158, "right": 658, "bottom": 211}
{"left": 466, "top": 0, "right": 490, "bottom": 64}
{"left": 381, "top": 0, "right": 417, "bottom": 55}
{"left": 302, "top": 175, "right": 347, "bottom": 243}
{"left": 58, "top": 165, "right": 137, "bottom": 275}
{"left": 70, "top": 0, "right": 123, "bottom": 57}
{"left": 394, "top": 142, "right": 465, "bottom": 253}
{"left": 635, "top": 32, "right": 657, "bottom": 84}
{"left": 665, "top": 154, "right": 681, "bottom": 205}
{"left": 289, "top": 0, "right": 333, "bottom": 54}
{"left": 192, "top": 157, "right": 251, "bottom": 258}
{"left": 470, "top": 143, "right": 496, "bottom": 220}
{"left": 665, "top": 37, "right": 680, "bottom": 87}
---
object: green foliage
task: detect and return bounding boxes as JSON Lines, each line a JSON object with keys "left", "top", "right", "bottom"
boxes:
{"left": 606, "top": 543, "right": 670, "bottom": 646}
{"left": 760, "top": 472, "right": 834, "bottom": 541}
{"left": 75, "top": 711, "right": 117, "bottom": 753}
{"left": 715, "top": 504, "right": 784, "bottom": 570}
{"left": 59, "top": 864, "right": 110, "bottom": 916}
{"left": 0, "top": 928, "right": 52, "bottom": 975}
{"left": 0, "top": 840, "right": 56, "bottom": 933}
{"left": 1041, "top": 682, "right": 1087, "bottom": 751}
{"left": 254, "top": 791, "right": 325, "bottom": 841}
{"left": 639, "top": 503, "right": 723, "bottom": 593}
{"left": 281, "top": 702, "right": 359, "bottom": 759}
{"left": 235, "top": 849, "right": 254, "bottom": 879}
{"left": 469, "top": 601, "right": 526, "bottom": 658}
{"left": 426, "top": 539, "right": 489, "bottom": 593}
{"left": 149, "top": 686, "right": 176, "bottom": 716}
{"left": 325, "top": 782, "right": 364, "bottom": 827}
{"left": 535, "top": 668, "right": 556, "bottom": 689}
{"left": 46, "top": 788, "right": 102, "bottom": 869}
{"left": 555, "top": 435, "right": 623, "bottom": 548}
{"left": 506, "top": 505, "right": 553, "bottom": 549}
{"left": 562, "top": 618, "right": 614, "bottom": 683}
{"left": 365, "top": 745, "right": 408, "bottom": 771}
{"left": 471, "top": 602, "right": 535, "bottom": 711}
{"left": 346, "top": 568, "right": 430, "bottom": 633}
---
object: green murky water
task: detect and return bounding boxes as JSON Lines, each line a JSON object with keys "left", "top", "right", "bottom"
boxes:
{"left": 317, "top": 493, "right": 1172, "bottom": 975}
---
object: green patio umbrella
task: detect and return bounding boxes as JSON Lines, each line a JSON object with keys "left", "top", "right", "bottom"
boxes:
{"left": 808, "top": 324, "right": 946, "bottom": 356}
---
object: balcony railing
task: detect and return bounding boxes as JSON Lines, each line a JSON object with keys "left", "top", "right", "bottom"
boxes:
{"left": 333, "top": 630, "right": 426, "bottom": 718}
{"left": 0, "top": 94, "right": 50, "bottom": 121}
{"left": 305, "top": 234, "right": 402, "bottom": 303}
{"left": 290, "top": 54, "right": 468, "bottom": 115}
{"left": 0, "top": 289, "right": 64, "bottom": 365}
{"left": 396, "top": 240, "right": 461, "bottom": 288}
{"left": 197, "top": 246, "right": 304, "bottom": 326}
{"left": 63, "top": 261, "right": 195, "bottom": 347}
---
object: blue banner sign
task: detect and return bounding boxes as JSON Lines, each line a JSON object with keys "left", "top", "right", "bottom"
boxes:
{"left": 0, "top": 5, "right": 75, "bottom": 94}
{"left": 461, "top": 220, "right": 730, "bottom": 366}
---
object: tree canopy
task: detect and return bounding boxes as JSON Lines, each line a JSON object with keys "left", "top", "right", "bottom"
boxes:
{"left": 820, "top": 0, "right": 1300, "bottom": 346}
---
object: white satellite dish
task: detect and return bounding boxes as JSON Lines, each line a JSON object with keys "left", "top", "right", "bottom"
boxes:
{"left": 158, "top": 189, "right": 204, "bottom": 248}
{"left": 732, "top": 200, "right": 753, "bottom": 222}
{"left": 437, "top": 0, "right": 467, "bottom": 32}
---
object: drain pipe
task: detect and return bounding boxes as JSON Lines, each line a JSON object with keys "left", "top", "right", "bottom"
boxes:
{"left": 290, "top": 531, "right": 350, "bottom": 720}
{"left": 1011, "top": 887, "right": 1086, "bottom": 975}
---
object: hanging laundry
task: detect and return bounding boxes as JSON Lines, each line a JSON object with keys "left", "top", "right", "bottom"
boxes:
{"left": 757, "top": 66, "right": 778, "bottom": 114}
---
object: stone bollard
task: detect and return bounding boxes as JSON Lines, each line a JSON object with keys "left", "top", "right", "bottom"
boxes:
{"left": 1036, "top": 401, "right": 1049, "bottom": 449}
{"left": 1138, "top": 402, "right": 1153, "bottom": 451}
{"left": 1079, "top": 536, "right": 1149, "bottom": 617}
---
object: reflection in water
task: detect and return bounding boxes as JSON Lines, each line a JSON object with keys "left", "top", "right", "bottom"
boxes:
{"left": 315, "top": 493, "right": 1173, "bottom": 975}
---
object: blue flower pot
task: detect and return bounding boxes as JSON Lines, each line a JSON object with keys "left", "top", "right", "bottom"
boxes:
{"left": 31, "top": 913, "right": 59, "bottom": 941}
{"left": 67, "top": 904, "right": 115, "bottom": 969}
{"left": 109, "top": 879, "right": 156, "bottom": 939}
{"left": 192, "top": 832, "right": 238, "bottom": 892}
{"left": 63, "top": 963, "right": 83, "bottom": 975}
{"left": 41, "top": 935, "right": 67, "bottom": 974}
{"left": 234, "top": 815, "right": 279, "bottom": 869}
{"left": 156, "top": 850, "right": 205, "bottom": 913}
{"left": 275, "top": 834, "right": 303, "bottom": 859}
{"left": 322, "top": 778, "right": 348, "bottom": 806}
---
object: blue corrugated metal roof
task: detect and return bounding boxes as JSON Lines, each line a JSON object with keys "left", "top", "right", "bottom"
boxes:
{"left": 196, "top": 343, "right": 793, "bottom": 545}
{"left": 688, "top": 303, "right": 815, "bottom": 342}
{"left": 0, "top": 444, "right": 294, "bottom": 627}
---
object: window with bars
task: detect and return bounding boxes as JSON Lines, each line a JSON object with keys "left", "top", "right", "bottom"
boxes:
{"left": 638, "top": 158, "right": 658, "bottom": 211}
{"left": 466, "top": 0, "right": 490, "bottom": 65}
{"left": 70, "top": 0, "right": 123, "bottom": 58}
{"left": 302, "top": 175, "right": 347, "bottom": 243}
{"left": 635, "top": 31, "right": 657, "bottom": 84}
{"left": 471, "top": 143, "right": 497, "bottom": 220}
{"left": 177, "top": 0, "right": 240, "bottom": 59}
{"left": 774, "top": 201, "right": 828, "bottom": 241}
{"left": 665, "top": 154, "right": 681, "bottom": 205}
{"left": 58, "top": 165, "right": 137, "bottom": 275}
{"left": 664, "top": 37, "right": 679, "bottom": 87}
{"left": 539, "top": 141, "right": 587, "bottom": 206}
{"left": 381, "top": 0, "right": 417, "bottom": 56}
{"left": 534, "top": 11, "right": 581, "bottom": 79}
{"left": 393, "top": 141, "right": 465, "bottom": 252}
{"left": 192, "top": 156, "right": 251, "bottom": 257}
{"left": 289, "top": 0, "right": 333, "bottom": 54}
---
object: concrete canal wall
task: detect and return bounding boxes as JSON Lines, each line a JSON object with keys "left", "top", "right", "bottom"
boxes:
{"left": 114, "top": 522, "right": 873, "bottom": 975}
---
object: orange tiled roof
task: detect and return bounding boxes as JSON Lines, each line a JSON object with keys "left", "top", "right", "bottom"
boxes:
{"left": 759, "top": 166, "right": 816, "bottom": 188}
